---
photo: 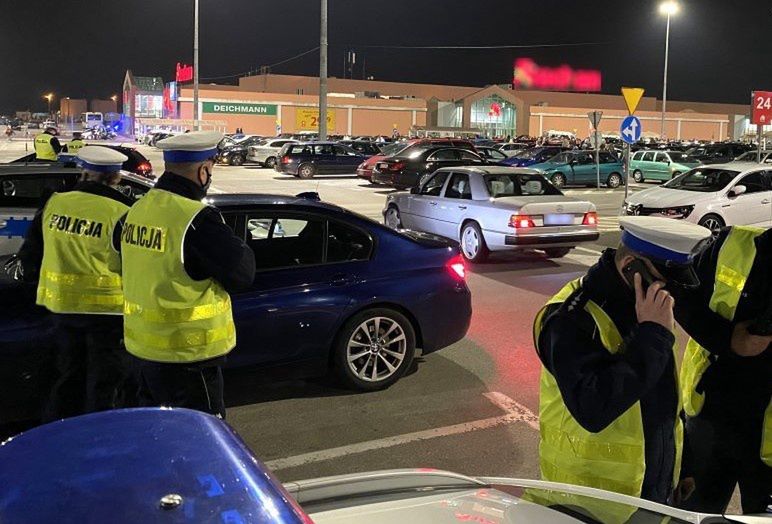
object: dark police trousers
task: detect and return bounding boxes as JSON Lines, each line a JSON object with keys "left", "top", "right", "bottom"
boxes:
{"left": 680, "top": 414, "right": 772, "bottom": 514}
{"left": 42, "top": 315, "right": 131, "bottom": 422}
{"left": 132, "top": 356, "right": 226, "bottom": 419}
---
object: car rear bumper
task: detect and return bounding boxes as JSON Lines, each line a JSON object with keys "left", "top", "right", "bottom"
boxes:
{"left": 356, "top": 168, "right": 373, "bottom": 180}
{"left": 419, "top": 284, "right": 472, "bottom": 355}
{"left": 371, "top": 170, "right": 393, "bottom": 185}
{"left": 504, "top": 231, "right": 600, "bottom": 246}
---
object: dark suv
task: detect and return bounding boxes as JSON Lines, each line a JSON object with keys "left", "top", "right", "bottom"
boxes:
{"left": 687, "top": 143, "right": 753, "bottom": 164}
{"left": 372, "top": 146, "right": 486, "bottom": 189}
{"left": 275, "top": 142, "right": 367, "bottom": 178}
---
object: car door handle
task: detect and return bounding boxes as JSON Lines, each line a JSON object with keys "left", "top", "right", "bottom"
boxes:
{"left": 0, "top": 220, "right": 6, "bottom": 229}
{"left": 762, "top": 199, "right": 771, "bottom": 204}
{"left": 458, "top": 205, "right": 467, "bottom": 210}
{"left": 330, "top": 274, "right": 355, "bottom": 286}
{"left": 429, "top": 201, "right": 437, "bottom": 206}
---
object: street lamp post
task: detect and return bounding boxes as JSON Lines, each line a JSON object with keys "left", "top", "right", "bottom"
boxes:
{"left": 659, "top": 1, "right": 679, "bottom": 141}
{"left": 193, "top": 0, "right": 200, "bottom": 130}
{"left": 319, "top": 0, "right": 328, "bottom": 140}
{"left": 43, "top": 93, "right": 53, "bottom": 117}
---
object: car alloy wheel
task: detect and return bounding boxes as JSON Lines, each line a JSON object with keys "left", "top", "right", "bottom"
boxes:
{"left": 265, "top": 156, "right": 276, "bottom": 168}
{"left": 231, "top": 155, "right": 244, "bottom": 166}
{"left": 607, "top": 173, "right": 622, "bottom": 188}
{"left": 384, "top": 206, "right": 402, "bottom": 229}
{"left": 298, "top": 164, "right": 315, "bottom": 179}
{"left": 551, "top": 173, "right": 566, "bottom": 189}
{"left": 633, "top": 170, "right": 644, "bottom": 183}
{"left": 698, "top": 214, "right": 725, "bottom": 235}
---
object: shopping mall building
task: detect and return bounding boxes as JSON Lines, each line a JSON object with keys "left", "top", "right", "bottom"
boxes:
{"left": 123, "top": 68, "right": 765, "bottom": 141}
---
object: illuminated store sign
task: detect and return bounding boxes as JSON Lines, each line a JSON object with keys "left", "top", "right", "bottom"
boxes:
{"left": 513, "top": 58, "right": 601, "bottom": 92}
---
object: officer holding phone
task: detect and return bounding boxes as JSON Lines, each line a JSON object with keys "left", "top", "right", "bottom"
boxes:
{"left": 673, "top": 226, "right": 771, "bottom": 514}
{"left": 533, "top": 216, "right": 712, "bottom": 505}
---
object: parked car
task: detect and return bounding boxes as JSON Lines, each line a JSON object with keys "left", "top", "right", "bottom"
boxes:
{"left": 499, "top": 146, "right": 564, "bottom": 167}
{"left": 623, "top": 163, "right": 772, "bottom": 233}
{"left": 686, "top": 142, "right": 753, "bottom": 164}
{"left": 530, "top": 150, "right": 625, "bottom": 189}
{"left": 338, "top": 140, "right": 382, "bottom": 157}
{"left": 733, "top": 150, "right": 772, "bottom": 164}
{"left": 246, "top": 138, "right": 299, "bottom": 168}
{"left": 497, "top": 142, "right": 526, "bottom": 157}
{"left": 216, "top": 135, "right": 266, "bottom": 166}
{"left": 0, "top": 164, "right": 153, "bottom": 257}
{"left": 357, "top": 138, "right": 476, "bottom": 183}
{"left": 1, "top": 193, "right": 471, "bottom": 420}
{"left": 630, "top": 150, "right": 700, "bottom": 183}
{"left": 372, "top": 146, "right": 486, "bottom": 190}
{"left": 275, "top": 142, "right": 367, "bottom": 178}
{"left": 384, "top": 166, "right": 599, "bottom": 262}
{"left": 475, "top": 146, "right": 508, "bottom": 163}
{"left": 2, "top": 408, "right": 756, "bottom": 524}
{"left": 148, "top": 132, "right": 175, "bottom": 147}
{"left": 12, "top": 145, "right": 155, "bottom": 180}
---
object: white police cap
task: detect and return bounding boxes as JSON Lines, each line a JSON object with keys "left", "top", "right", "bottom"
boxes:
{"left": 77, "top": 145, "right": 127, "bottom": 172}
{"left": 157, "top": 131, "right": 223, "bottom": 163}
{"left": 620, "top": 216, "right": 713, "bottom": 287}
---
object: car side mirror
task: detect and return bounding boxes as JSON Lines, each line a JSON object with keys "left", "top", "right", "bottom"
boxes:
{"left": 410, "top": 186, "right": 420, "bottom": 194}
{"left": 729, "top": 185, "right": 746, "bottom": 197}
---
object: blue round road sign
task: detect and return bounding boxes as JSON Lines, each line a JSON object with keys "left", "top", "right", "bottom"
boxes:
{"left": 620, "top": 115, "right": 642, "bottom": 145}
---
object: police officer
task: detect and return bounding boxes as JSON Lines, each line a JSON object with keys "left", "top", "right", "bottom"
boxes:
{"left": 673, "top": 226, "right": 771, "bottom": 514}
{"left": 119, "top": 131, "right": 255, "bottom": 418}
{"left": 17, "top": 146, "right": 135, "bottom": 421}
{"left": 65, "top": 132, "right": 86, "bottom": 154}
{"left": 533, "top": 216, "right": 713, "bottom": 505}
{"left": 34, "top": 126, "right": 62, "bottom": 161}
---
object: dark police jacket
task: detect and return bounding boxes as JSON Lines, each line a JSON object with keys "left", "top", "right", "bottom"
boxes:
{"left": 537, "top": 250, "right": 678, "bottom": 503}
{"left": 674, "top": 227, "right": 771, "bottom": 423}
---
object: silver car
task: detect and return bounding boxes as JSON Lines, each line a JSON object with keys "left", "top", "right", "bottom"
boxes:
{"left": 247, "top": 138, "right": 298, "bottom": 168}
{"left": 383, "top": 166, "right": 599, "bottom": 262}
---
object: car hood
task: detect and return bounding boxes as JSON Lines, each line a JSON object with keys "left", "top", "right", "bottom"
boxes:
{"left": 490, "top": 195, "right": 593, "bottom": 214}
{"left": 627, "top": 186, "right": 716, "bottom": 206}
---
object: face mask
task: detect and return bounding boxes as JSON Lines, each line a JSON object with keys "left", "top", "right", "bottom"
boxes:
{"left": 199, "top": 165, "right": 212, "bottom": 193}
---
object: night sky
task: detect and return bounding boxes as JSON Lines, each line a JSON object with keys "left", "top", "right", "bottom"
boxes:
{"left": 1, "top": 0, "right": 770, "bottom": 114}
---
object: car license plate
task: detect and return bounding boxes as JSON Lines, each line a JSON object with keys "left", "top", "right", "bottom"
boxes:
{"left": 544, "top": 214, "right": 574, "bottom": 226}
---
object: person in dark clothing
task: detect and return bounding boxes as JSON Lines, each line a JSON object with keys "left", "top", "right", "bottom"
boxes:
{"left": 672, "top": 227, "right": 772, "bottom": 514}
{"left": 117, "top": 131, "right": 255, "bottom": 419}
{"left": 16, "top": 146, "right": 136, "bottom": 422}
{"left": 534, "top": 216, "right": 713, "bottom": 505}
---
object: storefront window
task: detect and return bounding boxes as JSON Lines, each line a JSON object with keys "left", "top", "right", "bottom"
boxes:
{"left": 470, "top": 95, "right": 516, "bottom": 138}
{"left": 135, "top": 94, "right": 163, "bottom": 118}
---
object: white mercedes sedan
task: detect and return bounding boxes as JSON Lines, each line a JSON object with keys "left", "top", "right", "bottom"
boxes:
{"left": 383, "top": 166, "right": 600, "bottom": 262}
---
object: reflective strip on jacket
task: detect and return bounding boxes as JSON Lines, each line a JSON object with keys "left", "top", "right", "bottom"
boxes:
{"left": 67, "top": 139, "right": 85, "bottom": 153}
{"left": 37, "top": 191, "right": 129, "bottom": 314}
{"left": 121, "top": 188, "right": 236, "bottom": 363}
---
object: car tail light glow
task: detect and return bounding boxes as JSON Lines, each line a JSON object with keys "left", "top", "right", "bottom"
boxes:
{"left": 281, "top": 155, "right": 291, "bottom": 164}
{"left": 137, "top": 162, "right": 151, "bottom": 174}
{"left": 508, "top": 214, "right": 536, "bottom": 228}
{"left": 582, "top": 211, "right": 598, "bottom": 226}
{"left": 386, "top": 161, "right": 405, "bottom": 171}
{"left": 446, "top": 254, "right": 466, "bottom": 281}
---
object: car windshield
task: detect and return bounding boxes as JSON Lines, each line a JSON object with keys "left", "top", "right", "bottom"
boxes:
{"left": 512, "top": 148, "right": 541, "bottom": 160}
{"left": 379, "top": 142, "right": 408, "bottom": 156}
{"left": 484, "top": 173, "right": 562, "bottom": 197}
{"left": 663, "top": 168, "right": 739, "bottom": 192}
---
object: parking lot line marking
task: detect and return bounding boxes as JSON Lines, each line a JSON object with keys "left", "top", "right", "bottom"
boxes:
{"left": 263, "top": 392, "right": 538, "bottom": 471}
{"left": 574, "top": 246, "right": 604, "bottom": 256}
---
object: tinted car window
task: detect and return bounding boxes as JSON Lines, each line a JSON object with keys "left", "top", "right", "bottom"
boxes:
{"left": 642, "top": 152, "right": 655, "bottom": 161}
{"left": 485, "top": 173, "right": 562, "bottom": 197}
{"left": 314, "top": 144, "right": 335, "bottom": 155}
{"left": 287, "top": 144, "right": 313, "bottom": 155}
{"left": 444, "top": 173, "right": 472, "bottom": 200}
{"left": 0, "top": 173, "right": 75, "bottom": 207}
{"left": 327, "top": 221, "right": 372, "bottom": 263}
{"left": 664, "top": 168, "right": 740, "bottom": 192}
{"left": 737, "top": 172, "right": 766, "bottom": 194}
{"left": 459, "top": 150, "right": 483, "bottom": 162}
{"left": 632, "top": 152, "right": 644, "bottom": 161}
{"left": 420, "top": 172, "right": 450, "bottom": 196}
{"left": 247, "top": 215, "right": 325, "bottom": 269}
{"left": 427, "top": 149, "right": 459, "bottom": 161}
{"left": 600, "top": 152, "right": 617, "bottom": 163}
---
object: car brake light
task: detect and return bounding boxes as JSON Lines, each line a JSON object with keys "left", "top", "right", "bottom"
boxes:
{"left": 387, "top": 161, "right": 405, "bottom": 171}
{"left": 582, "top": 211, "right": 598, "bottom": 226}
{"left": 281, "top": 155, "right": 291, "bottom": 164}
{"left": 446, "top": 254, "right": 466, "bottom": 281}
{"left": 508, "top": 214, "right": 535, "bottom": 228}
{"left": 137, "top": 162, "right": 151, "bottom": 173}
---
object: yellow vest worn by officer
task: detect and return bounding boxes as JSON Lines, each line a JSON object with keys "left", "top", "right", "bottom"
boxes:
{"left": 34, "top": 133, "right": 58, "bottom": 161}
{"left": 680, "top": 225, "right": 771, "bottom": 467}
{"left": 121, "top": 188, "right": 236, "bottom": 363}
{"left": 67, "top": 139, "right": 85, "bottom": 154}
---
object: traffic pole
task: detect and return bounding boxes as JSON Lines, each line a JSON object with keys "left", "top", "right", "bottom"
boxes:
{"left": 758, "top": 125, "right": 763, "bottom": 163}
{"left": 193, "top": 0, "right": 200, "bottom": 131}
{"left": 319, "top": 0, "right": 328, "bottom": 140}
{"left": 595, "top": 129, "right": 600, "bottom": 189}
{"left": 623, "top": 143, "right": 631, "bottom": 203}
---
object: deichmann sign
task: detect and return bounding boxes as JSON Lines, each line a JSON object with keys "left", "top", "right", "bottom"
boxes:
{"left": 202, "top": 102, "right": 278, "bottom": 115}
{"left": 513, "top": 58, "right": 601, "bottom": 92}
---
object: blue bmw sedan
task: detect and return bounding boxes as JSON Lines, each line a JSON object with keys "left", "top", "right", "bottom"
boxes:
{"left": 0, "top": 193, "right": 471, "bottom": 421}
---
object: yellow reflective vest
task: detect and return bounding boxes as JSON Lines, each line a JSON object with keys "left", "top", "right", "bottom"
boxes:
{"left": 37, "top": 191, "right": 129, "bottom": 314}
{"left": 121, "top": 189, "right": 236, "bottom": 363}
{"left": 534, "top": 279, "right": 683, "bottom": 499}
{"left": 66, "top": 139, "right": 85, "bottom": 153}
{"left": 679, "top": 226, "right": 771, "bottom": 467}
{"left": 34, "top": 133, "right": 58, "bottom": 161}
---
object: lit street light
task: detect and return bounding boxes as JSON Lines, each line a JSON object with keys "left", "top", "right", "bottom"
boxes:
{"left": 110, "top": 95, "right": 118, "bottom": 102}
{"left": 659, "top": 1, "right": 679, "bottom": 140}
{"left": 43, "top": 93, "right": 54, "bottom": 116}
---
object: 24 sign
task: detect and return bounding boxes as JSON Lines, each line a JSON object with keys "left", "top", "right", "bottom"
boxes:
{"left": 751, "top": 91, "right": 772, "bottom": 125}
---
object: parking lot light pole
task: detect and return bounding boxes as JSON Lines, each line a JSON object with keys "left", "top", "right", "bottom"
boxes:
{"left": 44, "top": 93, "right": 53, "bottom": 117}
{"left": 659, "top": 1, "right": 679, "bottom": 141}
{"left": 193, "top": 0, "right": 200, "bottom": 130}
{"left": 319, "top": 0, "right": 328, "bottom": 140}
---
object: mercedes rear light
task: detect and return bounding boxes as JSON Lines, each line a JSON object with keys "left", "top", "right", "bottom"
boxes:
{"left": 582, "top": 211, "right": 598, "bottom": 226}
{"left": 508, "top": 214, "right": 536, "bottom": 228}
{"left": 446, "top": 254, "right": 466, "bottom": 281}
{"left": 385, "top": 161, "right": 405, "bottom": 172}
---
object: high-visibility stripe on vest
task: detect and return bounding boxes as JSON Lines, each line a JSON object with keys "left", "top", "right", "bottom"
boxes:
{"left": 34, "top": 133, "right": 57, "bottom": 161}
{"left": 37, "top": 191, "right": 129, "bottom": 314}
{"left": 679, "top": 226, "right": 769, "bottom": 465}
{"left": 67, "top": 139, "right": 85, "bottom": 153}
{"left": 534, "top": 278, "right": 683, "bottom": 501}
{"left": 121, "top": 188, "right": 236, "bottom": 363}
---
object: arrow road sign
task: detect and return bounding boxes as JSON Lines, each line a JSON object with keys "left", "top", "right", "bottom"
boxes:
{"left": 587, "top": 111, "right": 603, "bottom": 129}
{"left": 620, "top": 115, "right": 642, "bottom": 145}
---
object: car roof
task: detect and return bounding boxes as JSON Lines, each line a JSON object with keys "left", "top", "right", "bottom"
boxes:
{"left": 204, "top": 192, "right": 348, "bottom": 212}
{"left": 434, "top": 165, "right": 543, "bottom": 176}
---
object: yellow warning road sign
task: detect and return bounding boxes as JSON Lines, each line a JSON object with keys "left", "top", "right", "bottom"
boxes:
{"left": 621, "top": 87, "right": 645, "bottom": 115}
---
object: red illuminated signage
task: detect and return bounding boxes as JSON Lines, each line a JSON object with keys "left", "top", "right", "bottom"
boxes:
{"left": 176, "top": 62, "right": 194, "bottom": 83}
{"left": 751, "top": 91, "right": 772, "bottom": 125}
{"left": 513, "top": 58, "right": 601, "bottom": 92}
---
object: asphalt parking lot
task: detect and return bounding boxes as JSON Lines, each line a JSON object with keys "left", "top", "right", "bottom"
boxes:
{"left": 5, "top": 139, "right": 742, "bottom": 509}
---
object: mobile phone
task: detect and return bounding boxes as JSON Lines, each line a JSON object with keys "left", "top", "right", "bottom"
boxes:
{"left": 622, "top": 258, "right": 658, "bottom": 292}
